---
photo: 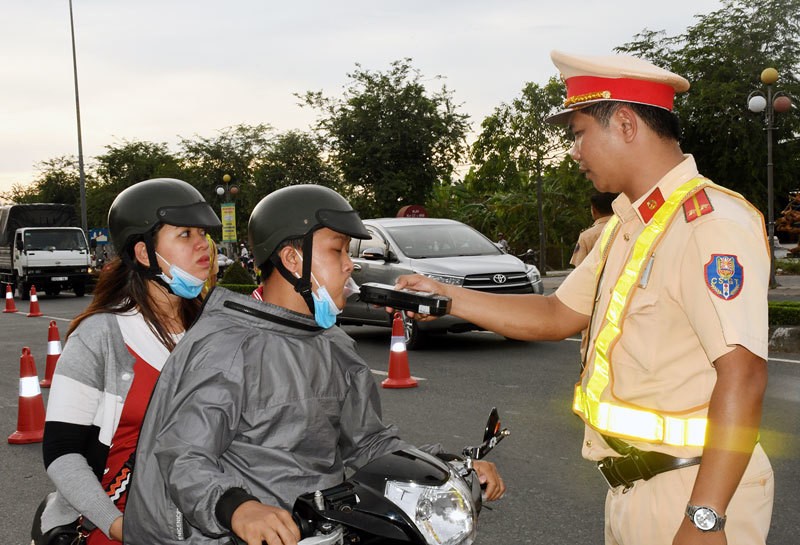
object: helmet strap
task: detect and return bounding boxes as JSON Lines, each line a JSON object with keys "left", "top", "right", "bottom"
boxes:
{"left": 121, "top": 230, "right": 175, "bottom": 294}
{"left": 270, "top": 234, "right": 316, "bottom": 315}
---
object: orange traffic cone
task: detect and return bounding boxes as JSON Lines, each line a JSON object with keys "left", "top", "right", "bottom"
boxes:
{"left": 27, "top": 285, "right": 43, "bottom": 317}
{"left": 381, "top": 312, "right": 418, "bottom": 389}
{"left": 40, "top": 321, "right": 62, "bottom": 388}
{"left": 3, "top": 283, "right": 18, "bottom": 313}
{"left": 8, "top": 347, "right": 46, "bottom": 444}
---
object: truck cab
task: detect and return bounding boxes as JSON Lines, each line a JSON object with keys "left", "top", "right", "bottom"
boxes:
{"left": 12, "top": 227, "right": 90, "bottom": 298}
{"left": 0, "top": 204, "right": 92, "bottom": 299}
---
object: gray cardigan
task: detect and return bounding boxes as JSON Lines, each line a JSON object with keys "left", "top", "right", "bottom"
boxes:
{"left": 41, "top": 312, "right": 142, "bottom": 536}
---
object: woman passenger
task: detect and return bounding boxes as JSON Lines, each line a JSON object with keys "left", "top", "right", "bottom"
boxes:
{"left": 37, "top": 178, "right": 221, "bottom": 544}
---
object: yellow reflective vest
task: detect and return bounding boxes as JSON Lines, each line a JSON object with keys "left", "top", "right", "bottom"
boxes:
{"left": 573, "top": 177, "right": 713, "bottom": 447}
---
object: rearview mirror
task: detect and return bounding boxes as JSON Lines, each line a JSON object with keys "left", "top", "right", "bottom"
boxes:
{"left": 360, "top": 246, "right": 386, "bottom": 260}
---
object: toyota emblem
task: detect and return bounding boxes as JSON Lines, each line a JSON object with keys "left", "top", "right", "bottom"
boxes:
{"left": 492, "top": 274, "right": 507, "bottom": 284}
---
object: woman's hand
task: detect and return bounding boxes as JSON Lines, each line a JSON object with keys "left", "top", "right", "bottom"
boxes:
{"left": 109, "top": 515, "right": 124, "bottom": 542}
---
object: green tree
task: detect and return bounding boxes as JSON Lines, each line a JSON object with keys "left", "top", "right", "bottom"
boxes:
{"left": 468, "top": 78, "right": 567, "bottom": 192}
{"left": 617, "top": 0, "right": 800, "bottom": 215}
{"left": 432, "top": 78, "right": 590, "bottom": 268}
{"left": 252, "top": 130, "right": 339, "bottom": 196}
{"left": 178, "top": 124, "right": 275, "bottom": 240}
{"left": 90, "top": 139, "right": 184, "bottom": 228}
{"left": 299, "top": 59, "right": 470, "bottom": 218}
{"left": 3, "top": 156, "right": 84, "bottom": 206}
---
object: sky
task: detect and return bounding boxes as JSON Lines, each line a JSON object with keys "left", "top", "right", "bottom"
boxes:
{"left": 1, "top": 0, "right": 725, "bottom": 197}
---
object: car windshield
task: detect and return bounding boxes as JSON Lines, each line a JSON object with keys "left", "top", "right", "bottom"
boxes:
{"left": 24, "top": 229, "right": 87, "bottom": 251}
{"left": 385, "top": 224, "right": 501, "bottom": 259}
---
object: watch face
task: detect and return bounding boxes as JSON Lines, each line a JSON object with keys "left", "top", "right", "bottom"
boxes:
{"left": 693, "top": 508, "right": 717, "bottom": 531}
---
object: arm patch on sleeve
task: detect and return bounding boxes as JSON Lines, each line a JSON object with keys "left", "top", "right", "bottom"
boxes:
{"left": 704, "top": 254, "right": 743, "bottom": 300}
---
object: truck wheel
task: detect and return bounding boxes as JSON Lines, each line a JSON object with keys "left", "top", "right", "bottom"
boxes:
{"left": 17, "top": 280, "right": 30, "bottom": 301}
{"left": 73, "top": 283, "right": 86, "bottom": 297}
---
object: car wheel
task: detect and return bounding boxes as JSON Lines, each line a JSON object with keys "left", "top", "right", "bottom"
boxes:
{"left": 401, "top": 313, "right": 426, "bottom": 350}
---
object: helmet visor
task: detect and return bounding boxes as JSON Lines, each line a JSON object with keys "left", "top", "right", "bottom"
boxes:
{"left": 317, "top": 208, "right": 369, "bottom": 239}
{"left": 157, "top": 202, "right": 222, "bottom": 229}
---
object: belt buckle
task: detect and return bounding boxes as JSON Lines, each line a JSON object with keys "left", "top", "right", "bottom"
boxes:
{"left": 597, "top": 457, "right": 633, "bottom": 492}
{"left": 597, "top": 459, "right": 616, "bottom": 489}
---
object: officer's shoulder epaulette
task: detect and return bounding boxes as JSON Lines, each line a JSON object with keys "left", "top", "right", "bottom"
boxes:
{"left": 683, "top": 189, "right": 714, "bottom": 223}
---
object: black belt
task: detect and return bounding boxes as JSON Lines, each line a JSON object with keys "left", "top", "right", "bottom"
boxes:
{"left": 597, "top": 449, "right": 701, "bottom": 490}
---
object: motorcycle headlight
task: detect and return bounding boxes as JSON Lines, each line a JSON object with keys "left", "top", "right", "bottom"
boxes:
{"left": 384, "top": 469, "right": 476, "bottom": 545}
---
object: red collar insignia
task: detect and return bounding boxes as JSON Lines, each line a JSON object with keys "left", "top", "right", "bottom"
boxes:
{"left": 637, "top": 187, "right": 665, "bottom": 223}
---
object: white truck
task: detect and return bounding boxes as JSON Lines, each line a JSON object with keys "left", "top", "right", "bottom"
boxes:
{"left": 0, "top": 204, "right": 91, "bottom": 299}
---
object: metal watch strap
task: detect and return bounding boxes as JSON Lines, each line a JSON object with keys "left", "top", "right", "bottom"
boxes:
{"left": 686, "top": 504, "right": 726, "bottom": 532}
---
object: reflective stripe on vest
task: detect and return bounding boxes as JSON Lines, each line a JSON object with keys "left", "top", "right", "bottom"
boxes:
{"left": 573, "top": 177, "right": 710, "bottom": 447}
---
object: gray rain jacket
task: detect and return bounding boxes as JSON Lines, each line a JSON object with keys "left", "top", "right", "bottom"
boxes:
{"left": 124, "top": 287, "right": 410, "bottom": 544}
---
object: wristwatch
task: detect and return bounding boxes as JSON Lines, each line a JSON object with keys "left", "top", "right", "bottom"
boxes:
{"left": 686, "top": 504, "right": 726, "bottom": 532}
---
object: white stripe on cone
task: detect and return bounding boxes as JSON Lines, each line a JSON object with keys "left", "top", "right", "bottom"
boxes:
{"left": 47, "top": 340, "right": 62, "bottom": 355}
{"left": 19, "top": 376, "right": 41, "bottom": 397}
{"left": 391, "top": 336, "right": 406, "bottom": 353}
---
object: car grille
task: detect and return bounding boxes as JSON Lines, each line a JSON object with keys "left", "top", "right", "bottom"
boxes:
{"left": 463, "top": 271, "right": 534, "bottom": 294}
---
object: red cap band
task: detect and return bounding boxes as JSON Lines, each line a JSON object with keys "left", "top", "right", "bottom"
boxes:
{"left": 565, "top": 76, "right": 676, "bottom": 111}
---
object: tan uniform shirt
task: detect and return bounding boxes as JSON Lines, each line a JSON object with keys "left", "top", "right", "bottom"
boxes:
{"left": 556, "top": 155, "right": 769, "bottom": 461}
{"left": 570, "top": 215, "right": 611, "bottom": 267}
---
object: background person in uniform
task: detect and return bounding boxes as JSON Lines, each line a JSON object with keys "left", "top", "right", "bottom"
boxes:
{"left": 395, "top": 51, "right": 772, "bottom": 545}
{"left": 124, "top": 185, "right": 504, "bottom": 545}
{"left": 36, "top": 179, "right": 220, "bottom": 544}
{"left": 570, "top": 191, "right": 618, "bottom": 267}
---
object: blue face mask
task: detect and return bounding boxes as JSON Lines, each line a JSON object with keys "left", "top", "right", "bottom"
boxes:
{"left": 156, "top": 252, "right": 206, "bottom": 299}
{"left": 294, "top": 249, "right": 357, "bottom": 329}
{"left": 311, "top": 285, "right": 340, "bottom": 329}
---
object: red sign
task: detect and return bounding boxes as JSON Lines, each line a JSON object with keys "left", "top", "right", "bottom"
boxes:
{"left": 397, "top": 205, "right": 428, "bottom": 218}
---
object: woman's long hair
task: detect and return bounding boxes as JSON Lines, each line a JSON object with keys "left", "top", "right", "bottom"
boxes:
{"left": 68, "top": 232, "right": 202, "bottom": 351}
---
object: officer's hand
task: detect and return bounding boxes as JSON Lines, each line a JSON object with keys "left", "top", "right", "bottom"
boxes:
{"left": 672, "top": 515, "right": 727, "bottom": 545}
{"left": 472, "top": 460, "right": 506, "bottom": 501}
{"left": 231, "top": 500, "right": 301, "bottom": 545}
{"left": 390, "top": 274, "right": 448, "bottom": 322}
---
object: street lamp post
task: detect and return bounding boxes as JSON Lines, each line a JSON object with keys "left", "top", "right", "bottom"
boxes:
{"left": 68, "top": 0, "right": 88, "bottom": 237}
{"left": 215, "top": 174, "right": 239, "bottom": 258}
{"left": 747, "top": 67, "right": 793, "bottom": 289}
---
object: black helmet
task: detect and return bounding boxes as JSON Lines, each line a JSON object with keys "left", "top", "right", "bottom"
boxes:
{"left": 108, "top": 178, "right": 221, "bottom": 254}
{"left": 249, "top": 184, "right": 368, "bottom": 316}
{"left": 248, "top": 184, "right": 369, "bottom": 270}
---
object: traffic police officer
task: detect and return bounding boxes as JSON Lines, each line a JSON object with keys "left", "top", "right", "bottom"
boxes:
{"left": 396, "top": 51, "right": 773, "bottom": 545}
{"left": 570, "top": 192, "right": 616, "bottom": 267}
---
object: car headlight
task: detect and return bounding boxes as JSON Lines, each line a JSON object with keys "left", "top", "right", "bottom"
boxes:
{"left": 384, "top": 469, "right": 476, "bottom": 545}
{"left": 525, "top": 265, "right": 541, "bottom": 284}
{"left": 421, "top": 273, "right": 464, "bottom": 286}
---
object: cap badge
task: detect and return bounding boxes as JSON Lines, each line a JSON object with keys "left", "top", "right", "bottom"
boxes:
{"left": 704, "top": 254, "right": 743, "bottom": 300}
{"left": 563, "top": 90, "right": 612, "bottom": 108}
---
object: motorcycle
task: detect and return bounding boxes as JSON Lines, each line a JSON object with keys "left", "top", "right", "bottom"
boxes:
{"left": 232, "top": 408, "right": 509, "bottom": 545}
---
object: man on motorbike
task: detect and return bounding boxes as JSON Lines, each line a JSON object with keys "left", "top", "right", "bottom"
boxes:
{"left": 124, "top": 185, "right": 504, "bottom": 545}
